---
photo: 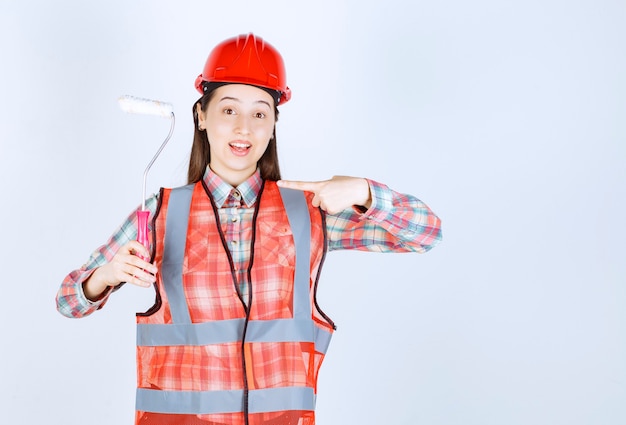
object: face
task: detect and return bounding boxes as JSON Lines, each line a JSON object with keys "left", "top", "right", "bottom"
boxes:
{"left": 197, "top": 84, "right": 276, "bottom": 186}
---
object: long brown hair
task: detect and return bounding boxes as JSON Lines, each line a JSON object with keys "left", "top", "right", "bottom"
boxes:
{"left": 187, "top": 89, "right": 282, "bottom": 184}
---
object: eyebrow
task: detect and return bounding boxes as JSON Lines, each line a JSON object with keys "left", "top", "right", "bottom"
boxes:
{"left": 219, "top": 96, "right": 271, "bottom": 109}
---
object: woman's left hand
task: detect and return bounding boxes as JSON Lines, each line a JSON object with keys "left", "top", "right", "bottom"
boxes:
{"left": 277, "top": 176, "right": 372, "bottom": 215}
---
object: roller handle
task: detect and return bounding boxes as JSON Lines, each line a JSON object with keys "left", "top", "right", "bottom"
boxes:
{"left": 136, "top": 210, "right": 151, "bottom": 261}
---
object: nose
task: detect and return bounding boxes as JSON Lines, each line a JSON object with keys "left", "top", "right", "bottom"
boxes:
{"left": 235, "top": 114, "right": 251, "bottom": 135}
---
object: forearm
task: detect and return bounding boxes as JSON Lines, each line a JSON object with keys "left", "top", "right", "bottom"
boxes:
{"left": 82, "top": 267, "right": 116, "bottom": 302}
{"left": 55, "top": 195, "right": 158, "bottom": 318}
{"left": 56, "top": 267, "right": 111, "bottom": 318}
{"left": 56, "top": 236, "right": 136, "bottom": 318}
{"left": 327, "top": 179, "right": 442, "bottom": 253}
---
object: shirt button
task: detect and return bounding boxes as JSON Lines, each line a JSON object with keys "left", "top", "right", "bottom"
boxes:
{"left": 231, "top": 216, "right": 239, "bottom": 223}
{"left": 232, "top": 240, "right": 238, "bottom": 245}
{"left": 232, "top": 190, "right": 241, "bottom": 199}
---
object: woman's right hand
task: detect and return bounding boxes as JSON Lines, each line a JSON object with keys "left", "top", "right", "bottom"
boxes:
{"left": 83, "top": 241, "right": 158, "bottom": 301}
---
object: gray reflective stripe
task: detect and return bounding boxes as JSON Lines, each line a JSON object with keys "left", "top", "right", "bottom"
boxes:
{"left": 249, "top": 387, "right": 316, "bottom": 414}
{"left": 246, "top": 318, "right": 311, "bottom": 343}
{"left": 136, "top": 386, "right": 315, "bottom": 414}
{"left": 137, "top": 318, "right": 331, "bottom": 354}
{"left": 138, "top": 318, "right": 310, "bottom": 346}
{"left": 162, "top": 184, "right": 194, "bottom": 324}
{"left": 314, "top": 326, "right": 333, "bottom": 354}
{"left": 278, "top": 187, "right": 311, "bottom": 320}
{"left": 137, "top": 318, "right": 246, "bottom": 346}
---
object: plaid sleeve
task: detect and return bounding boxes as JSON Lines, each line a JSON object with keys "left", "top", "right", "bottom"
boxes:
{"left": 326, "top": 179, "right": 442, "bottom": 253}
{"left": 55, "top": 195, "right": 159, "bottom": 318}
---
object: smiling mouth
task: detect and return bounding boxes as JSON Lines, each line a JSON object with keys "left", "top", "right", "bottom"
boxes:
{"left": 229, "top": 142, "right": 251, "bottom": 155}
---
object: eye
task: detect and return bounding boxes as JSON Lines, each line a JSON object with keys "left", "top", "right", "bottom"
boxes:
{"left": 255, "top": 112, "right": 266, "bottom": 119}
{"left": 223, "top": 108, "right": 236, "bottom": 115}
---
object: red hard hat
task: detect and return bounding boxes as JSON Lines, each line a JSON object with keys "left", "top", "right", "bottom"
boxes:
{"left": 195, "top": 33, "right": 291, "bottom": 105}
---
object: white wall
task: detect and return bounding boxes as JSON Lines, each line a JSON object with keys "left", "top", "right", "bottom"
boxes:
{"left": 1, "top": 1, "right": 624, "bottom": 424}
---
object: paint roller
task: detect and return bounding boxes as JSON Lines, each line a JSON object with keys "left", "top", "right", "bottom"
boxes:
{"left": 118, "top": 95, "right": 175, "bottom": 260}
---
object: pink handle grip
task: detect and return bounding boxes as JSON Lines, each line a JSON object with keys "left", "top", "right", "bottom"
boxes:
{"left": 136, "top": 210, "right": 150, "bottom": 261}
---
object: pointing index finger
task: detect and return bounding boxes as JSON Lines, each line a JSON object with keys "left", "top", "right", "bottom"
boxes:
{"left": 277, "top": 180, "right": 322, "bottom": 193}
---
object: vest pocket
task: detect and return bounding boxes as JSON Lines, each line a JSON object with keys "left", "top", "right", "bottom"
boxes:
{"left": 183, "top": 224, "right": 209, "bottom": 273}
{"left": 258, "top": 221, "right": 295, "bottom": 268}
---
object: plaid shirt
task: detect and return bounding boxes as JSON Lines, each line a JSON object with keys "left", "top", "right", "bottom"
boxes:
{"left": 56, "top": 168, "right": 442, "bottom": 318}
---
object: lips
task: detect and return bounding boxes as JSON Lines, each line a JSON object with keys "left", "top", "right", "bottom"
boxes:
{"left": 229, "top": 141, "right": 251, "bottom": 156}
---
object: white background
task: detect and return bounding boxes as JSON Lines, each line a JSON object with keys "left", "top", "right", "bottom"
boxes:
{"left": 1, "top": 1, "right": 624, "bottom": 424}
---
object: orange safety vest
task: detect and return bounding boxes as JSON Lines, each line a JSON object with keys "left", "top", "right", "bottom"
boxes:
{"left": 135, "top": 180, "right": 335, "bottom": 425}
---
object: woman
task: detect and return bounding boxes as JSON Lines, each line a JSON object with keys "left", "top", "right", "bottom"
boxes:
{"left": 57, "top": 33, "right": 442, "bottom": 425}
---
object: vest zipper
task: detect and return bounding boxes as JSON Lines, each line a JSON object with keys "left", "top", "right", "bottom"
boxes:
{"left": 202, "top": 179, "right": 266, "bottom": 425}
{"left": 241, "top": 180, "right": 263, "bottom": 425}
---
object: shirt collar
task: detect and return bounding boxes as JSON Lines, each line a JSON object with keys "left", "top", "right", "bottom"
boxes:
{"left": 202, "top": 167, "right": 263, "bottom": 208}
